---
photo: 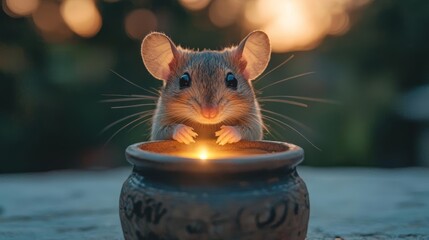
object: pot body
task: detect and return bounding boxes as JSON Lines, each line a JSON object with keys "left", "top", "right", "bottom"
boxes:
{"left": 119, "top": 167, "right": 309, "bottom": 240}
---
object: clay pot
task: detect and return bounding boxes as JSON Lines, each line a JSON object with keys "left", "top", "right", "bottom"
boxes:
{"left": 119, "top": 140, "right": 309, "bottom": 240}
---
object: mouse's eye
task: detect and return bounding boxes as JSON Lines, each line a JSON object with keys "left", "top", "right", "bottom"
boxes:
{"left": 225, "top": 72, "right": 237, "bottom": 90}
{"left": 179, "top": 72, "right": 191, "bottom": 89}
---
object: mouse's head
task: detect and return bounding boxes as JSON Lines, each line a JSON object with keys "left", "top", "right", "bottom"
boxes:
{"left": 141, "top": 31, "right": 271, "bottom": 125}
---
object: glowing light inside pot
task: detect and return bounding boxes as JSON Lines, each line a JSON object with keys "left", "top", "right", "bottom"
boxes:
{"left": 166, "top": 142, "right": 269, "bottom": 160}
{"left": 198, "top": 148, "right": 208, "bottom": 161}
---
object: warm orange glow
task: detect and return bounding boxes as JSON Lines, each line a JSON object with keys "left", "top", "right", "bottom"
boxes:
{"left": 266, "top": 0, "right": 328, "bottom": 52}
{"left": 125, "top": 9, "right": 157, "bottom": 40}
{"left": 208, "top": 0, "right": 243, "bottom": 28}
{"left": 5, "top": 0, "right": 39, "bottom": 17}
{"left": 179, "top": 0, "right": 211, "bottom": 11}
{"left": 243, "top": 0, "right": 278, "bottom": 27}
{"left": 38, "top": 27, "right": 73, "bottom": 43}
{"left": 328, "top": 13, "right": 350, "bottom": 36}
{"left": 31, "top": 1, "right": 72, "bottom": 42}
{"left": 60, "top": 0, "right": 102, "bottom": 38}
{"left": 243, "top": 0, "right": 371, "bottom": 52}
{"left": 168, "top": 143, "right": 268, "bottom": 160}
{"left": 198, "top": 148, "right": 208, "bottom": 161}
{"left": 32, "top": 1, "right": 62, "bottom": 32}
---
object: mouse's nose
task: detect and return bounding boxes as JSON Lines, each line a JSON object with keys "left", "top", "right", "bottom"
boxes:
{"left": 201, "top": 105, "right": 219, "bottom": 119}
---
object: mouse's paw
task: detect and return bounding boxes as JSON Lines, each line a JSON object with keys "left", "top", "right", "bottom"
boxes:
{"left": 172, "top": 124, "right": 198, "bottom": 144}
{"left": 215, "top": 125, "right": 242, "bottom": 145}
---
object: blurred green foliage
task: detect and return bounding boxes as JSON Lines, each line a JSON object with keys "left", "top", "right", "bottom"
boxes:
{"left": 0, "top": 0, "right": 428, "bottom": 173}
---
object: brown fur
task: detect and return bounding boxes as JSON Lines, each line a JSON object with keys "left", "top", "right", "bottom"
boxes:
{"left": 142, "top": 31, "right": 271, "bottom": 142}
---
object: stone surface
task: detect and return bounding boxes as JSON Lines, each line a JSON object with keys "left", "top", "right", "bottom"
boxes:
{"left": 0, "top": 167, "right": 428, "bottom": 240}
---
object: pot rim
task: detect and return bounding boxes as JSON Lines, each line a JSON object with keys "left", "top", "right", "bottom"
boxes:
{"left": 125, "top": 140, "right": 304, "bottom": 174}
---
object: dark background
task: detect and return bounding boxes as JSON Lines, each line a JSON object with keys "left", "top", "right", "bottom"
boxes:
{"left": 1, "top": 0, "right": 428, "bottom": 173}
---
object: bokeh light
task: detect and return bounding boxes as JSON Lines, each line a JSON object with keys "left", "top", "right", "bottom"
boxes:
{"left": 60, "top": 0, "right": 102, "bottom": 38}
{"left": 1, "top": 0, "right": 426, "bottom": 172}
{"left": 243, "top": 0, "right": 277, "bottom": 27}
{"left": 208, "top": 0, "right": 243, "bottom": 28}
{"left": 4, "top": 0, "right": 39, "bottom": 17}
{"left": 124, "top": 9, "right": 157, "bottom": 40}
{"left": 32, "top": 1, "right": 63, "bottom": 32}
{"left": 179, "top": 0, "right": 211, "bottom": 11}
{"left": 328, "top": 13, "right": 350, "bottom": 35}
{"left": 242, "top": 0, "right": 371, "bottom": 52}
{"left": 32, "top": 1, "right": 72, "bottom": 42}
{"left": 265, "top": 0, "right": 329, "bottom": 52}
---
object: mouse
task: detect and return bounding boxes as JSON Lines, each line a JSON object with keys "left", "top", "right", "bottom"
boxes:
{"left": 140, "top": 31, "right": 271, "bottom": 145}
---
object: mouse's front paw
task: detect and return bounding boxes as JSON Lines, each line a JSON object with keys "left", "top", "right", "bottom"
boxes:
{"left": 215, "top": 125, "right": 242, "bottom": 145}
{"left": 172, "top": 124, "right": 198, "bottom": 144}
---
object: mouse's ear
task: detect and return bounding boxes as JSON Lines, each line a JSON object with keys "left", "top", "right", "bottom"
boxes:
{"left": 235, "top": 31, "right": 271, "bottom": 80}
{"left": 141, "top": 32, "right": 179, "bottom": 81}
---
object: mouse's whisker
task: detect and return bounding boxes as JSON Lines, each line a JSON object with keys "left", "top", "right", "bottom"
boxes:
{"left": 177, "top": 115, "right": 194, "bottom": 125}
{"left": 161, "top": 109, "right": 187, "bottom": 124}
{"left": 100, "top": 97, "right": 158, "bottom": 103}
{"left": 102, "top": 93, "right": 159, "bottom": 98}
{"left": 100, "top": 110, "right": 153, "bottom": 134}
{"left": 258, "top": 99, "right": 308, "bottom": 108}
{"left": 111, "top": 103, "right": 156, "bottom": 109}
{"left": 263, "top": 115, "right": 321, "bottom": 151}
{"left": 110, "top": 69, "right": 159, "bottom": 96}
{"left": 254, "top": 55, "right": 294, "bottom": 84}
{"left": 261, "top": 117, "right": 282, "bottom": 140}
{"left": 256, "top": 117, "right": 270, "bottom": 134}
{"left": 223, "top": 117, "right": 236, "bottom": 126}
{"left": 260, "top": 109, "right": 312, "bottom": 133}
{"left": 150, "top": 87, "right": 161, "bottom": 95}
{"left": 127, "top": 115, "right": 154, "bottom": 133}
{"left": 244, "top": 113, "right": 270, "bottom": 134}
{"left": 262, "top": 116, "right": 290, "bottom": 137}
{"left": 258, "top": 72, "right": 315, "bottom": 91}
{"left": 259, "top": 95, "right": 341, "bottom": 105}
{"left": 104, "top": 114, "right": 151, "bottom": 146}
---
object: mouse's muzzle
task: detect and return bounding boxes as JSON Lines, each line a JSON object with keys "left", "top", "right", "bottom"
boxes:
{"left": 201, "top": 104, "right": 219, "bottom": 119}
